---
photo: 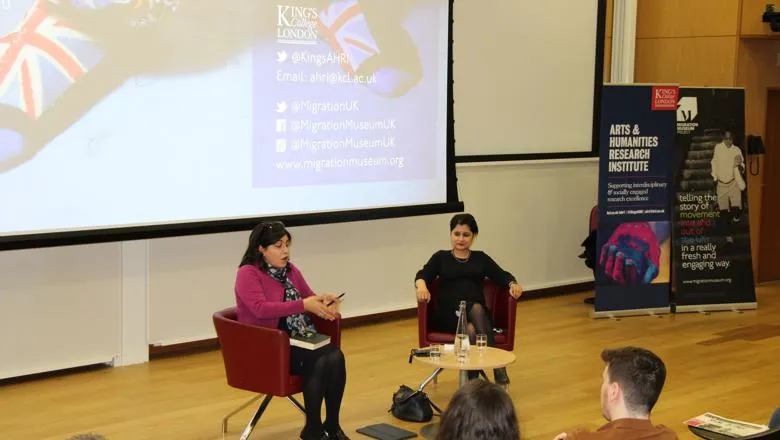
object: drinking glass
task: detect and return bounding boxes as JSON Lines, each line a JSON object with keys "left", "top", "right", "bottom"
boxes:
{"left": 476, "top": 334, "right": 488, "bottom": 353}
{"left": 430, "top": 344, "right": 442, "bottom": 362}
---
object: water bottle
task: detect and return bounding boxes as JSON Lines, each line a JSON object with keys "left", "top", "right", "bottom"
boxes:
{"left": 454, "top": 301, "right": 469, "bottom": 363}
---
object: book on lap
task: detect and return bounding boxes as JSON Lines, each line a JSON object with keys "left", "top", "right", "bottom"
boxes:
{"left": 290, "top": 333, "right": 330, "bottom": 350}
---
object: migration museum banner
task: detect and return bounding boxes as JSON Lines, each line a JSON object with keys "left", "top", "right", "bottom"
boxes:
{"left": 672, "top": 87, "right": 757, "bottom": 311}
{"left": 593, "top": 84, "right": 676, "bottom": 317}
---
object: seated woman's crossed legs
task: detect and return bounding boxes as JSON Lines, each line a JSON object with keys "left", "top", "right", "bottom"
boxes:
{"left": 464, "top": 303, "right": 510, "bottom": 386}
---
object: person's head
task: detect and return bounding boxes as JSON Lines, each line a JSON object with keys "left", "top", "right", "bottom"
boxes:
{"left": 599, "top": 347, "right": 667, "bottom": 421}
{"left": 723, "top": 131, "right": 733, "bottom": 147}
{"left": 449, "top": 213, "right": 479, "bottom": 252}
{"left": 435, "top": 379, "right": 520, "bottom": 440}
{"left": 239, "top": 221, "right": 292, "bottom": 269}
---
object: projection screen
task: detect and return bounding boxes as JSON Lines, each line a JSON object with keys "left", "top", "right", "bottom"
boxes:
{"left": 0, "top": 0, "right": 459, "bottom": 249}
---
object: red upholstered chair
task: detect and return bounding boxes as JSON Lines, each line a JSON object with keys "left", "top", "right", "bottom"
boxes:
{"left": 417, "top": 278, "right": 517, "bottom": 351}
{"left": 213, "top": 307, "right": 341, "bottom": 440}
{"left": 583, "top": 205, "right": 599, "bottom": 305}
{"left": 589, "top": 205, "right": 599, "bottom": 233}
{"left": 415, "top": 278, "right": 517, "bottom": 387}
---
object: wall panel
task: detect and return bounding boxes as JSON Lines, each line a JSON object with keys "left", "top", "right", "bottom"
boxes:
{"left": 634, "top": 36, "right": 738, "bottom": 86}
{"left": 637, "top": 0, "right": 739, "bottom": 38}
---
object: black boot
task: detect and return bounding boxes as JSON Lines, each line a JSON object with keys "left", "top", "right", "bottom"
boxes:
{"left": 494, "top": 367, "right": 510, "bottom": 388}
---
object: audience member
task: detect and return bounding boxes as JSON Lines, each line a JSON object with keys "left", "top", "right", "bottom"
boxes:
{"left": 553, "top": 347, "right": 676, "bottom": 440}
{"left": 435, "top": 379, "right": 520, "bottom": 440}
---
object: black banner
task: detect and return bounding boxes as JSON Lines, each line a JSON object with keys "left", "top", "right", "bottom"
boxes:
{"left": 673, "top": 87, "right": 757, "bottom": 307}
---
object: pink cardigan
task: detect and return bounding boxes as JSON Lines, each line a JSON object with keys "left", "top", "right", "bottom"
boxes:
{"left": 234, "top": 263, "right": 316, "bottom": 329}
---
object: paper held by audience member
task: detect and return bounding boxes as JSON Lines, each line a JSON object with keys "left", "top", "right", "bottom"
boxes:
{"left": 685, "top": 412, "right": 769, "bottom": 437}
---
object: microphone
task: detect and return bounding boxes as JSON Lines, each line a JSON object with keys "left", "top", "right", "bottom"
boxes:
{"left": 408, "top": 348, "right": 432, "bottom": 364}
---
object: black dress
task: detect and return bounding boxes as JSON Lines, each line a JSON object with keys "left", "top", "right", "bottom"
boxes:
{"left": 415, "top": 250, "right": 516, "bottom": 332}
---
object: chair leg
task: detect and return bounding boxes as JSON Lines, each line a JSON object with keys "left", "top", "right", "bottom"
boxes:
{"left": 287, "top": 395, "right": 306, "bottom": 415}
{"left": 239, "top": 395, "right": 273, "bottom": 440}
{"left": 222, "top": 395, "right": 264, "bottom": 436}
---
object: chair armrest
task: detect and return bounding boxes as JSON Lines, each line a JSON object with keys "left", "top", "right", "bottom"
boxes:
{"left": 503, "top": 293, "right": 517, "bottom": 349}
{"left": 309, "top": 313, "right": 342, "bottom": 348}
{"left": 417, "top": 300, "right": 429, "bottom": 348}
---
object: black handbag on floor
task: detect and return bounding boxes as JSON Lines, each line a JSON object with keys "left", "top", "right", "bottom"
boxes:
{"left": 389, "top": 385, "right": 441, "bottom": 423}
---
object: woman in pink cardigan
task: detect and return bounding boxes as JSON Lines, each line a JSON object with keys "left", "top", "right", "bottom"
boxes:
{"left": 235, "top": 221, "right": 349, "bottom": 440}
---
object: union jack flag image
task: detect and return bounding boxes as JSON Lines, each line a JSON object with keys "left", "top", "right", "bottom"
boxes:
{"left": 317, "top": 0, "right": 380, "bottom": 76}
{"left": 0, "top": 0, "right": 103, "bottom": 119}
{"left": 317, "top": 0, "right": 421, "bottom": 98}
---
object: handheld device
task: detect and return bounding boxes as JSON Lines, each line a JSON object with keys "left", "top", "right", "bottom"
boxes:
{"left": 325, "top": 292, "right": 346, "bottom": 306}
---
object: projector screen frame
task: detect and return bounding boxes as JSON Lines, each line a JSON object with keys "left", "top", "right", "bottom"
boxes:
{"left": 453, "top": 0, "right": 608, "bottom": 164}
{"left": 0, "top": 0, "right": 464, "bottom": 252}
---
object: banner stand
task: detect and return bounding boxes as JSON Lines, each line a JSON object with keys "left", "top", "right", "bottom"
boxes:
{"left": 590, "top": 307, "right": 670, "bottom": 320}
{"left": 675, "top": 302, "right": 756, "bottom": 314}
{"left": 671, "top": 87, "right": 757, "bottom": 313}
{"left": 592, "top": 84, "right": 676, "bottom": 319}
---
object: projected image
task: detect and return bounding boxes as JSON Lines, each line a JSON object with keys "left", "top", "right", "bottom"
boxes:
{"left": 0, "top": 0, "right": 448, "bottom": 237}
{"left": 0, "top": 0, "right": 106, "bottom": 172}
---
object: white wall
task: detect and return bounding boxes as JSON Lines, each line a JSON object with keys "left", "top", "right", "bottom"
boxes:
{"left": 0, "top": 243, "right": 123, "bottom": 378}
{"left": 0, "top": 160, "right": 597, "bottom": 379}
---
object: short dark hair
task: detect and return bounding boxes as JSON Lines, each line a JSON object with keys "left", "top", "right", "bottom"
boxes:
{"left": 601, "top": 347, "right": 666, "bottom": 414}
{"left": 450, "top": 213, "right": 479, "bottom": 234}
{"left": 239, "top": 221, "right": 291, "bottom": 267}
{"left": 435, "top": 379, "right": 520, "bottom": 440}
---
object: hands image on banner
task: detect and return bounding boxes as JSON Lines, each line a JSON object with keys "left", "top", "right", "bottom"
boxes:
{"left": 599, "top": 222, "right": 670, "bottom": 285}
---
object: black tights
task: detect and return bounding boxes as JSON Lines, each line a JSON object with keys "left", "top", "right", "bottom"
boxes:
{"left": 301, "top": 347, "right": 346, "bottom": 436}
{"left": 465, "top": 303, "right": 496, "bottom": 347}
{"left": 465, "top": 304, "right": 509, "bottom": 383}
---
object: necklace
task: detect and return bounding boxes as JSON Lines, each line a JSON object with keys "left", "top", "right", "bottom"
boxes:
{"left": 451, "top": 250, "right": 470, "bottom": 263}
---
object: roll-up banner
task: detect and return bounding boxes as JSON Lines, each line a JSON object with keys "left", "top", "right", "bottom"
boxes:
{"left": 592, "top": 84, "right": 676, "bottom": 318}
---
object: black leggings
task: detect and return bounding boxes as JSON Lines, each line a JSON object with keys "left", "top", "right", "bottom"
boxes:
{"left": 290, "top": 344, "right": 347, "bottom": 435}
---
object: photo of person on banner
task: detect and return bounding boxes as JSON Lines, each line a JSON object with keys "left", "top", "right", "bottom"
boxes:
{"left": 598, "top": 222, "right": 671, "bottom": 286}
{"left": 710, "top": 131, "right": 746, "bottom": 244}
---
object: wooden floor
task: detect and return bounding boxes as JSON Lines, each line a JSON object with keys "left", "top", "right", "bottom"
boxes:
{"left": 2, "top": 285, "right": 779, "bottom": 440}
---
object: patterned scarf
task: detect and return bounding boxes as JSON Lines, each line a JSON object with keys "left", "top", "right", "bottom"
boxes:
{"left": 265, "top": 263, "right": 317, "bottom": 338}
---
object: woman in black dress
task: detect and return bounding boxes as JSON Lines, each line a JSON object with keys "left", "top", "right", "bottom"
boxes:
{"left": 415, "top": 214, "right": 523, "bottom": 385}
